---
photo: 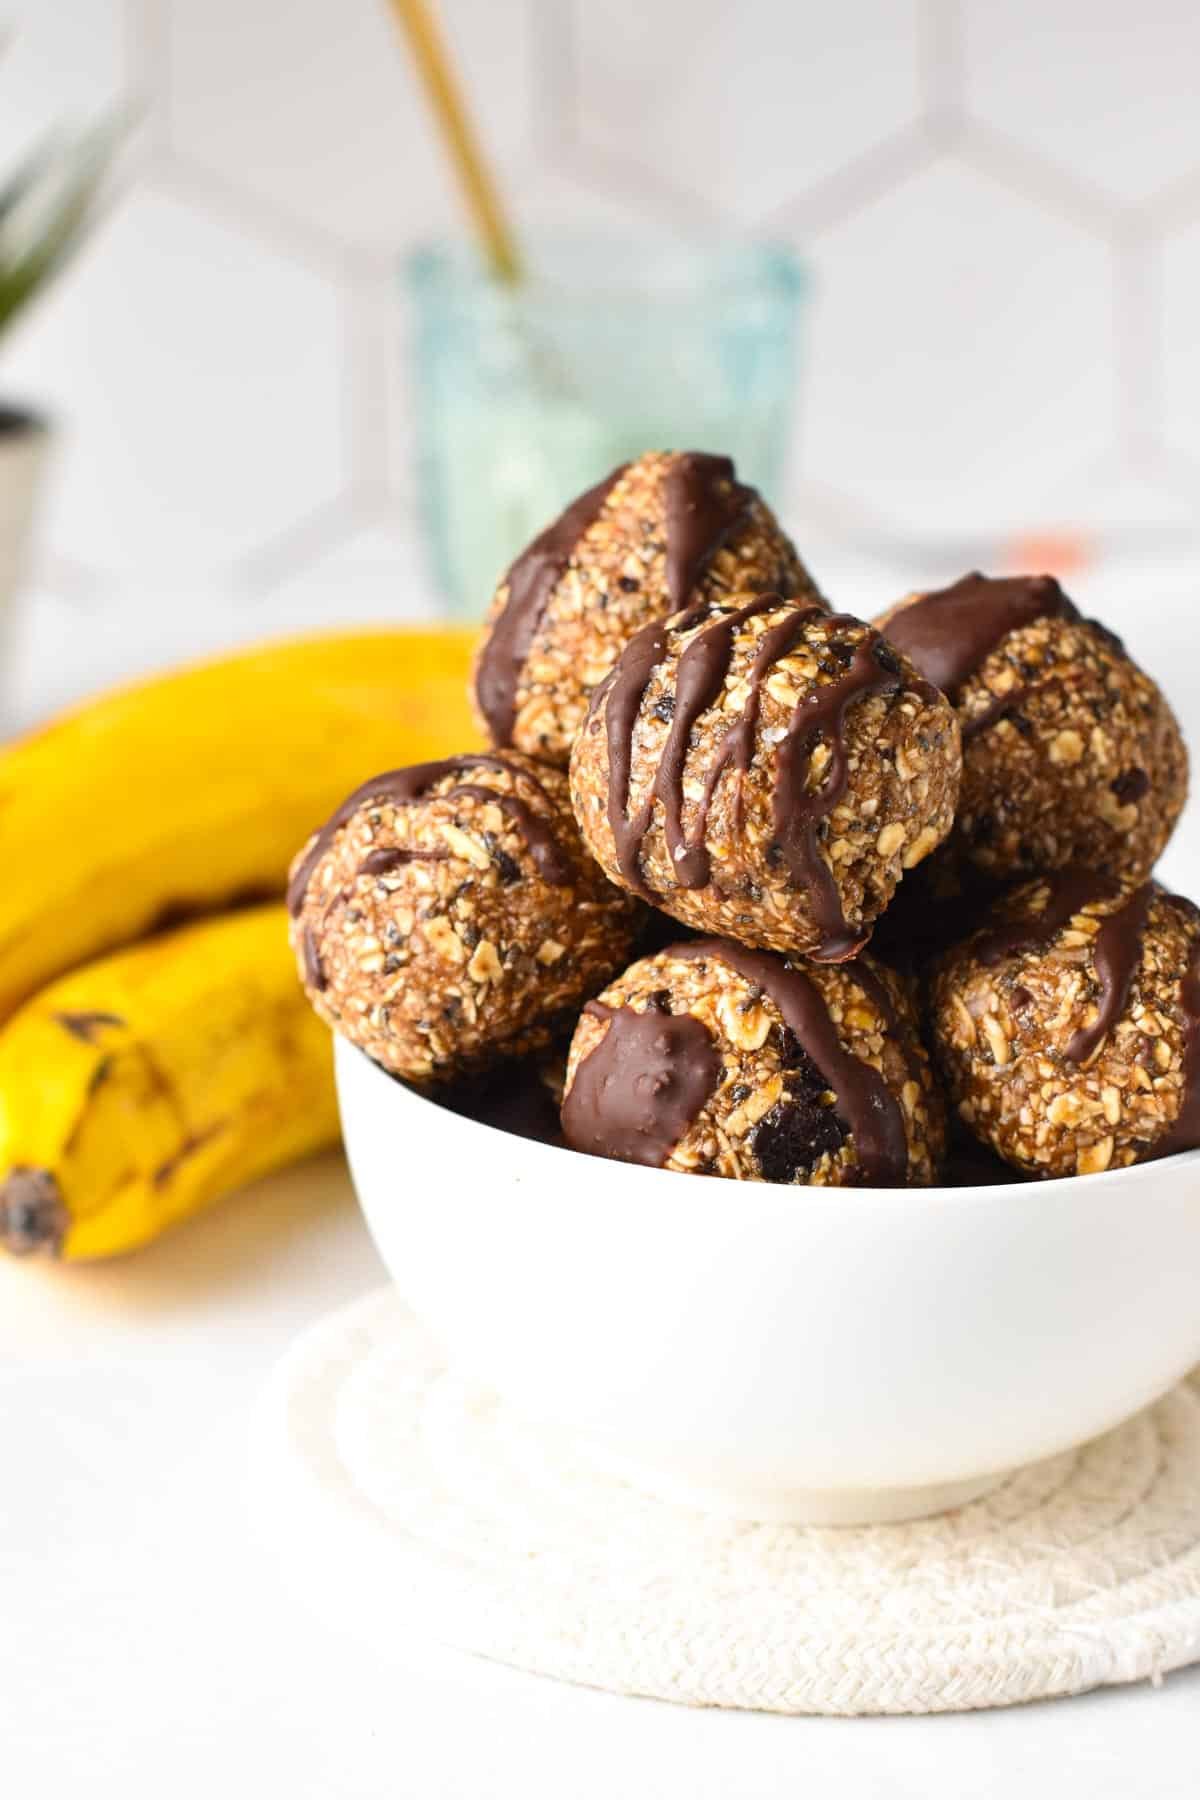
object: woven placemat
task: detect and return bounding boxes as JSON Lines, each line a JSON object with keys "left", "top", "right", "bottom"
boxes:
{"left": 255, "top": 1287, "right": 1200, "bottom": 1716}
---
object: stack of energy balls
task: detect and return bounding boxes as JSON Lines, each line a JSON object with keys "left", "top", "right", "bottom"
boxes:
{"left": 291, "top": 451, "right": 1197, "bottom": 1187}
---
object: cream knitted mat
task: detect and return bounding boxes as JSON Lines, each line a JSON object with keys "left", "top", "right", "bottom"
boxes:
{"left": 256, "top": 1287, "right": 1200, "bottom": 1716}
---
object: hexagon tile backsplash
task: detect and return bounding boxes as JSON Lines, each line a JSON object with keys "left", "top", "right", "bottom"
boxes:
{"left": 2, "top": 0, "right": 1200, "bottom": 722}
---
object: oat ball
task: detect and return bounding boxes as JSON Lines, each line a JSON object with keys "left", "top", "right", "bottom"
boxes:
{"left": 560, "top": 937, "right": 945, "bottom": 1185}
{"left": 877, "top": 572, "right": 1188, "bottom": 884}
{"left": 930, "top": 870, "right": 1200, "bottom": 1179}
{"left": 471, "top": 449, "right": 821, "bottom": 766}
{"left": 289, "top": 751, "right": 643, "bottom": 1083}
{"left": 569, "top": 593, "right": 961, "bottom": 962}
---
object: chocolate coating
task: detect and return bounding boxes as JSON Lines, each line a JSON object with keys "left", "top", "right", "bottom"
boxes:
{"left": 560, "top": 1000, "right": 722, "bottom": 1167}
{"left": 882, "top": 573, "right": 1078, "bottom": 702}
{"left": 475, "top": 466, "right": 626, "bottom": 748}
{"left": 663, "top": 452, "right": 756, "bottom": 611}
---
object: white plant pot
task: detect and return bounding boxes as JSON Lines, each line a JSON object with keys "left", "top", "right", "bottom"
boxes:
{"left": 0, "top": 408, "right": 49, "bottom": 700}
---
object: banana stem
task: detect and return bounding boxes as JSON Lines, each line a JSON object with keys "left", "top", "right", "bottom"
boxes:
{"left": 0, "top": 1167, "right": 67, "bottom": 1256}
{"left": 387, "top": 0, "right": 524, "bottom": 285}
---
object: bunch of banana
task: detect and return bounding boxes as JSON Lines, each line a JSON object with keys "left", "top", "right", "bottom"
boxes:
{"left": 0, "top": 627, "right": 477, "bottom": 1260}
{"left": 0, "top": 625, "right": 476, "bottom": 1022}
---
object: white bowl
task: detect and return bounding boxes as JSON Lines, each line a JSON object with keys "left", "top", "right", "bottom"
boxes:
{"left": 335, "top": 1034, "right": 1200, "bottom": 1525}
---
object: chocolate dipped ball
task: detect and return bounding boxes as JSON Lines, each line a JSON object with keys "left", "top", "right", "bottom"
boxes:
{"left": 877, "top": 572, "right": 1187, "bottom": 885}
{"left": 930, "top": 870, "right": 1200, "bottom": 1178}
{"left": 289, "top": 751, "right": 642, "bottom": 1084}
{"left": 560, "top": 938, "right": 946, "bottom": 1185}
{"left": 569, "top": 592, "right": 961, "bottom": 961}
{"left": 471, "top": 450, "right": 822, "bottom": 766}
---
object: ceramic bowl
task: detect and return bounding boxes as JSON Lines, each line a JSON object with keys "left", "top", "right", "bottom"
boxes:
{"left": 335, "top": 1034, "right": 1200, "bottom": 1525}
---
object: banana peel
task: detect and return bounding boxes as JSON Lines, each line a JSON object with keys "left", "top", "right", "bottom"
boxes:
{"left": 0, "top": 904, "right": 339, "bottom": 1260}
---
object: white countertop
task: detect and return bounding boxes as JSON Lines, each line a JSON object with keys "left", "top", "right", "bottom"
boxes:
{"left": 3, "top": 1152, "right": 1200, "bottom": 1800}
{"left": 6, "top": 560, "right": 1200, "bottom": 1797}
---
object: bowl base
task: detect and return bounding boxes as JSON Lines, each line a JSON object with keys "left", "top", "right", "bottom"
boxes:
{"left": 583, "top": 1449, "right": 1005, "bottom": 1526}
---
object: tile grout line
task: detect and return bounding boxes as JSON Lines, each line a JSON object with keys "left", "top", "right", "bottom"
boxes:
{"left": 918, "top": 0, "right": 964, "bottom": 121}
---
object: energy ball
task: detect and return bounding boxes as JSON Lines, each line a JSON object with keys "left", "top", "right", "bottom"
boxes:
{"left": 471, "top": 450, "right": 821, "bottom": 766}
{"left": 560, "top": 937, "right": 945, "bottom": 1185}
{"left": 930, "top": 870, "right": 1200, "bottom": 1178}
{"left": 289, "top": 751, "right": 642, "bottom": 1084}
{"left": 569, "top": 593, "right": 961, "bottom": 962}
{"left": 877, "top": 572, "right": 1187, "bottom": 884}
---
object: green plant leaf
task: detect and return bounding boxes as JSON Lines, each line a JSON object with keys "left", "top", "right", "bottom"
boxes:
{"left": 0, "top": 119, "right": 124, "bottom": 341}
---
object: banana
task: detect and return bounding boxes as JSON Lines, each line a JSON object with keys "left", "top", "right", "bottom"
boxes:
{"left": 0, "top": 626, "right": 476, "bottom": 1023}
{"left": 0, "top": 905, "right": 339, "bottom": 1260}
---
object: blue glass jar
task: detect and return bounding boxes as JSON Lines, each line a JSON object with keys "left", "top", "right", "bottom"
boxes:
{"left": 405, "top": 237, "right": 806, "bottom": 617}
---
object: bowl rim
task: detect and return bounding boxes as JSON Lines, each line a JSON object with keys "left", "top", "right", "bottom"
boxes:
{"left": 334, "top": 1035, "right": 1200, "bottom": 1213}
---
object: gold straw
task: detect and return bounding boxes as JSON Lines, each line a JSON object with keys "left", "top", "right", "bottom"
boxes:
{"left": 387, "top": 0, "right": 523, "bottom": 285}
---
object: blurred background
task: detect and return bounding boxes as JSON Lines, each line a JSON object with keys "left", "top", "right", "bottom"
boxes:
{"left": 2, "top": 0, "right": 1200, "bottom": 725}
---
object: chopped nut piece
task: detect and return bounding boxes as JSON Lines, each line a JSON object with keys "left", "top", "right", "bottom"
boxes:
{"left": 1076, "top": 1136, "right": 1114, "bottom": 1175}
{"left": 1049, "top": 730, "right": 1084, "bottom": 766}
{"left": 441, "top": 824, "right": 491, "bottom": 869}
{"left": 422, "top": 917, "right": 466, "bottom": 964}
{"left": 902, "top": 826, "right": 942, "bottom": 869}
{"left": 467, "top": 939, "right": 503, "bottom": 983}
{"left": 717, "top": 992, "right": 771, "bottom": 1051}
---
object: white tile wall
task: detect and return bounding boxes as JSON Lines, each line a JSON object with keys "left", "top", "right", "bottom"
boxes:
{"left": 1, "top": 0, "right": 1198, "bottom": 719}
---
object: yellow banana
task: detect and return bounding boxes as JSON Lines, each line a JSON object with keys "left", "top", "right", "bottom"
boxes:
{"left": 0, "top": 905, "right": 338, "bottom": 1260}
{"left": 0, "top": 626, "right": 477, "bottom": 1023}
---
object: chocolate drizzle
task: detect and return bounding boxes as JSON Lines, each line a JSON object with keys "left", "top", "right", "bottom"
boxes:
{"left": 1147, "top": 924, "right": 1200, "bottom": 1161}
{"left": 771, "top": 620, "right": 912, "bottom": 960}
{"left": 358, "top": 845, "right": 447, "bottom": 879}
{"left": 475, "top": 465, "right": 626, "bottom": 745}
{"left": 976, "top": 870, "right": 1120, "bottom": 968}
{"left": 288, "top": 754, "right": 571, "bottom": 915}
{"left": 302, "top": 925, "right": 326, "bottom": 992}
{"left": 663, "top": 452, "right": 756, "bottom": 611}
{"left": 960, "top": 687, "right": 1029, "bottom": 744}
{"left": 560, "top": 999, "right": 722, "bottom": 1167}
{"left": 673, "top": 940, "right": 910, "bottom": 1185}
{"left": 975, "top": 870, "right": 1154, "bottom": 1066}
{"left": 598, "top": 599, "right": 912, "bottom": 960}
{"left": 1066, "top": 881, "right": 1153, "bottom": 1064}
{"left": 883, "top": 572, "right": 1079, "bottom": 700}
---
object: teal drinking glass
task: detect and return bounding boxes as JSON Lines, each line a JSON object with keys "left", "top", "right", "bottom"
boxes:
{"left": 405, "top": 236, "right": 805, "bottom": 618}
